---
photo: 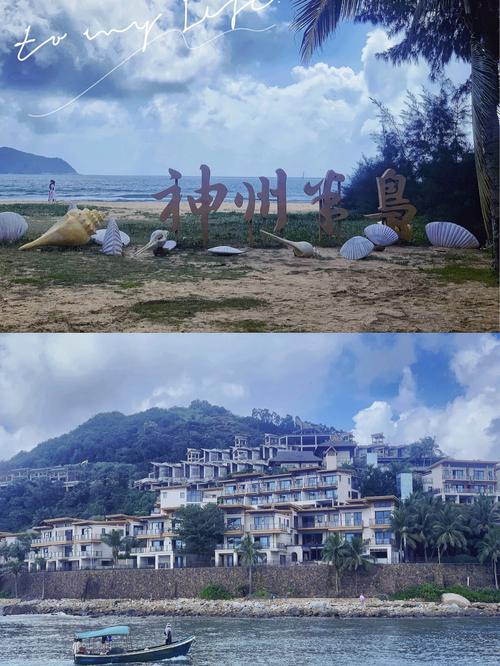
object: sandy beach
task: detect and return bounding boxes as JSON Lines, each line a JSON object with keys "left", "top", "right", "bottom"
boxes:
{"left": 0, "top": 201, "right": 497, "bottom": 333}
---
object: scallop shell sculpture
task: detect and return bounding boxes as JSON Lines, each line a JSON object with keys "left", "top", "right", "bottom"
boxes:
{"left": 92, "top": 226, "right": 130, "bottom": 247}
{"left": 340, "top": 236, "right": 375, "bottom": 260}
{"left": 260, "top": 230, "right": 317, "bottom": 258}
{"left": 0, "top": 212, "right": 28, "bottom": 243}
{"left": 101, "top": 218, "right": 124, "bottom": 256}
{"left": 163, "top": 240, "right": 177, "bottom": 251}
{"left": 425, "top": 221, "right": 479, "bottom": 249}
{"left": 19, "top": 208, "right": 106, "bottom": 251}
{"left": 207, "top": 246, "right": 245, "bottom": 256}
{"left": 364, "top": 224, "right": 398, "bottom": 250}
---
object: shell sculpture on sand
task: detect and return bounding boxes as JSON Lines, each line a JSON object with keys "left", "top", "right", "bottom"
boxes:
{"left": 0, "top": 212, "right": 28, "bottom": 243}
{"left": 101, "top": 218, "right": 125, "bottom": 256}
{"left": 207, "top": 246, "right": 245, "bottom": 256}
{"left": 364, "top": 223, "right": 398, "bottom": 251}
{"left": 340, "top": 236, "right": 375, "bottom": 260}
{"left": 260, "top": 230, "right": 318, "bottom": 258}
{"left": 92, "top": 223, "right": 130, "bottom": 247}
{"left": 136, "top": 230, "right": 177, "bottom": 257}
{"left": 19, "top": 208, "right": 106, "bottom": 251}
{"left": 425, "top": 221, "right": 479, "bottom": 249}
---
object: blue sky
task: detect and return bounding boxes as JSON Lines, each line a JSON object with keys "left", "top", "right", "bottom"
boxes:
{"left": 1, "top": 1, "right": 470, "bottom": 176}
{"left": 0, "top": 333, "right": 498, "bottom": 462}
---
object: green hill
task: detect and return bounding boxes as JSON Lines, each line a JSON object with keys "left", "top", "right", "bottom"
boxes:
{"left": 0, "top": 147, "right": 77, "bottom": 174}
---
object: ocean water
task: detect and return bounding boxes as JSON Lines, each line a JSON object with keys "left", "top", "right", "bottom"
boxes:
{"left": 0, "top": 174, "right": 317, "bottom": 203}
{"left": 0, "top": 613, "right": 498, "bottom": 666}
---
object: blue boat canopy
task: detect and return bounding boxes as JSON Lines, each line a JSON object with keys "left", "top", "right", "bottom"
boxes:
{"left": 75, "top": 626, "right": 130, "bottom": 640}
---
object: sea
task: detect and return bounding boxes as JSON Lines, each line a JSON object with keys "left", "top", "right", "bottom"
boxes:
{"left": 0, "top": 174, "right": 317, "bottom": 203}
{"left": 0, "top": 613, "right": 498, "bottom": 666}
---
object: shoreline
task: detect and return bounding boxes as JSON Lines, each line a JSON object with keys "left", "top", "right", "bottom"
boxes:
{"left": 1, "top": 597, "right": 498, "bottom": 619}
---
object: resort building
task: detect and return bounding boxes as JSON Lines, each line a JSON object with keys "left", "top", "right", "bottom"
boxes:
{"left": 0, "top": 463, "right": 83, "bottom": 490}
{"left": 422, "top": 459, "right": 499, "bottom": 503}
{"left": 214, "top": 496, "right": 398, "bottom": 567}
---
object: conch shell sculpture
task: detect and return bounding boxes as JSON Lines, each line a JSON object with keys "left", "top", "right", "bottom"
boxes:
{"left": 260, "top": 230, "right": 318, "bottom": 258}
{"left": 19, "top": 208, "right": 106, "bottom": 251}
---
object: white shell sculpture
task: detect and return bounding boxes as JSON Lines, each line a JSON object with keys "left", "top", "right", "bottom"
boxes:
{"left": 364, "top": 224, "right": 398, "bottom": 249}
{"left": 0, "top": 212, "right": 28, "bottom": 243}
{"left": 101, "top": 218, "right": 124, "bottom": 256}
{"left": 340, "top": 236, "right": 375, "bottom": 260}
{"left": 136, "top": 230, "right": 177, "bottom": 256}
{"left": 260, "top": 230, "right": 317, "bottom": 258}
{"left": 207, "top": 246, "right": 245, "bottom": 256}
{"left": 164, "top": 240, "right": 177, "bottom": 251}
{"left": 92, "top": 225, "right": 130, "bottom": 247}
{"left": 425, "top": 221, "right": 479, "bottom": 249}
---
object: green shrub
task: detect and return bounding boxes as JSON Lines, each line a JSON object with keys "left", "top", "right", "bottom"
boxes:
{"left": 199, "top": 583, "right": 233, "bottom": 600}
{"left": 391, "top": 583, "right": 500, "bottom": 603}
{"left": 236, "top": 584, "right": 249, "bottom": 597}
{"left": 253, "top": 589, "right": 270, "bottom": 598}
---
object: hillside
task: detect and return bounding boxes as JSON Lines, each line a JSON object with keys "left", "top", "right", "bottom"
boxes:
{"left": 0, "top": 147, "right": 77, "bottom": 174}
{"left": 0, "top": 401, "right": 300, "bottom": 471}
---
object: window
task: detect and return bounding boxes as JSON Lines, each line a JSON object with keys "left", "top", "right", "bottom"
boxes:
{"left": 474, "top": 470, "right": 485, "bottom": 480}
{"left": 226, "top": 518, "right": 242, "bottom": 529}
{"left": 323, "top": 475, "right": 338, "bottom": 485}
{"left": 254, "top": 516, "right": 271, "bottom": 529}
{"left": 375, "top": 530, "right": 392, "bottom": 545}
{"left": 226, "top": 537, "right": 241, "bottom": 548}
{"left": 280, "top": 480, "right": 291, "bottom": 490}
{"left": 255, "top": 536, "right": 270, "bottom": 548}
{"left": 325, "top": 489, "right": 338, "bottom": 499}
{"left": 375, "top": 510, "right": 392, "bottom": 525}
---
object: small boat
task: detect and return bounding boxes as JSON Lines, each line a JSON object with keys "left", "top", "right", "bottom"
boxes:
{"left": 73, "top": 625, "right": 195, "bottom": 664}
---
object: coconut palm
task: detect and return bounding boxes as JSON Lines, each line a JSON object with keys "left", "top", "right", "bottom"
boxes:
{"left": 322, "top": 532, "right": 348, "bottom": 594}
{"left": 478, "top": 526, "right": 500, "bottom": 590}
{"left": 391, "top": 504, "right": 417, "bottom": 562}
{"left": 237, "top": 533, "right": 263, "bottom": 596}
{"left": 468, "top": 495, "right": 500, "bottom": 539}
{"left": 342, "top": 537, "right": 372, "bottom": 593}
{"left": 292, "top": 0, "right": 499, "bottom": 274}
{"left": 412, "top": 495, "right": 439, "bottom": 562}
{"left": 7, "top": 560, "right": 26, "bottom": 598}
{"left": 101, "top": 530, "right": 125, "bottom": 567}
{"left": 432, "top": 503, "right": 469, "bottom": 564}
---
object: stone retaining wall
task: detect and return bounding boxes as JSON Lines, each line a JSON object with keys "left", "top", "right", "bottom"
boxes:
{"left": 0, "top": 563, "right": 493, "bottom": 600}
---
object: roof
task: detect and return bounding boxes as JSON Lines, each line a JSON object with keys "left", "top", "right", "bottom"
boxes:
{"left": 269, "top": 451, "right": 322, "bottom": 463}
{"left": 427, "top": 458, "right": 498, "bottom": 469}
{"left": 76, "top": 626, "right": 130, "bottom": 640}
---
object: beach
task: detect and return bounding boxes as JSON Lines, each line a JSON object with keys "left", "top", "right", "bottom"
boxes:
{"left": 0, "top": 201, "right": 497, "bottom": 333}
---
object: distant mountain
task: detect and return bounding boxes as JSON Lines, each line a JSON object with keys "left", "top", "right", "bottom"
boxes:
{"left": 0, "top": 147, "right": 77, "bottom": 174}
{"left": 0, "top": 401, "right": 301, "bottom": 471}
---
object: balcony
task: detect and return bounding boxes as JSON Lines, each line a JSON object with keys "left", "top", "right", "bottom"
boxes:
{"left": 131, "top": 546, "right": 172, "bottom": 554}
{"left": 369, "top": 519, "right": 392, "bottom": 527}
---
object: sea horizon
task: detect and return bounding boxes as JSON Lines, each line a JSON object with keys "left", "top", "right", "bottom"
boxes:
{"left": 0, "top": 173, "right": 322, "bottom": 203}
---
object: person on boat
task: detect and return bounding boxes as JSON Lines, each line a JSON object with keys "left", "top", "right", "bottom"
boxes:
{"left": 72, "top": 639, "right": 84, "bottom": 655}
{"left": 164, "top": 623, "right": 173, "bottom": 645}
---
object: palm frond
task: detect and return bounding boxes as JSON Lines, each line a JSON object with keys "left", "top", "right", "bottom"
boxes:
{"left": 291, "top": 0, "right": 362, "bottom": 62}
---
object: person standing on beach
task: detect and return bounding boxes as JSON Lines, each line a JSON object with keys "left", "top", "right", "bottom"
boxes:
{"left": 48, "top": 179, "right": 56, "bottom": 203}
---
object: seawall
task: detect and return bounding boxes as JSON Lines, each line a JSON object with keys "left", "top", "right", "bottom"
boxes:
{"left": 0, "top": 563, "right": 494, "bottom": 601}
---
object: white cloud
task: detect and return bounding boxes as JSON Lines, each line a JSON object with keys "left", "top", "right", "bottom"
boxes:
{"left": 353, "top": 336, "right": 500, "bottom": 459}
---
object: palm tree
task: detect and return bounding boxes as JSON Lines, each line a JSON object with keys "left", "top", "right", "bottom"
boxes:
{"left": 237, "top": 534, "right": 263, "bottom": 596}
{"left": 342, "top": 537, "right": 372, "bottom": 594}
{"left": 412, "top": 495, "right": 439, "bottom": 562}
{"left": 7, "top": 560, "right": 26, "bottom": 598}
{"left": 391, "top": 505, "right": 417, "bottom": 562}
{"left": 478, "top": 526, "right": 500, "bottom": 590}
{"left": 292, "top": 0, "right": 499, "bottom": 274}
{"left": 101, "top": 530, "right": 125, "bottom": 568}
{"left": 432, "top": 503, "right": 469, "bottom": 564}
{"left": 322, "top": 532, "right": 348, "bottom": 595}
{"left": 468, "top": 495, "right": 500, "bottom": 539}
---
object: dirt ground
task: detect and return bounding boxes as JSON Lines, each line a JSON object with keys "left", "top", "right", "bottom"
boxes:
{"left": 1, "top": 241, "right": 497, "bottom": 333}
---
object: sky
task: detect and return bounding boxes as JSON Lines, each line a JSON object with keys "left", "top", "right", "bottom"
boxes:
{"left": 0, "top": 333, "right": 499, "bottom": 462}
{"left": 1, "top": 0, "right": 470, "bottom": 176}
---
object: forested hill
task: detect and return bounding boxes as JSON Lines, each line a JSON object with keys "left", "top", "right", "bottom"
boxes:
{"left": 0, "top": 401, "right": 306, "bottom": 472}
{"left": 0, "top": 147, "right": 77, "bottom": 174}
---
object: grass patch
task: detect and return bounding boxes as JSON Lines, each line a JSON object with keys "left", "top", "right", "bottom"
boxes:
{"left": 426, "top": 264, "right": 497, "bottom": 287}
{"left": 199, "top": 583, "right": 233, "bottom": 600}
{"left": 391, "top": 583, "right": 500, "bottom": 603}
{"left": 131, "top": 296, "right": 267, "bottom": 324}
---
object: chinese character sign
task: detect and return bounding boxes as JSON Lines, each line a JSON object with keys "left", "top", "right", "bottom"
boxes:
{"left": 187, "top": 164, "right": 228, "bottom": 246}
{"left": 304, "top": 169, "right": 348, "bottom": 241}
{"left": 152, "top": 168, "right": 182, "bottom": 235}
{"left": 364, "top": 168, "right": 416, "bottom": 241}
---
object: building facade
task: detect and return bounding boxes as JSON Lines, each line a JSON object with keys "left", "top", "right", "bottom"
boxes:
{"left": 422, "top": 459, "right": 498, "bottom": 503}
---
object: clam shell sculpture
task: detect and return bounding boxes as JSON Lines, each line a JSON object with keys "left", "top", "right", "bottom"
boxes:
{"left": 340, "top": 236, "right": 375, "bottom": 260}
{"left": 364, "top": 224, "right": 398, "bottom": 249}
{"left": 425, "top": 221, "right": 479, "bottom": 249}
{"left": 260, "top": 230, "right": 317, "bottom": 258}
{"left": 19, "top": 208, "right": 106, "bottom": 251}
{"left": 207, "top": 246, "right": 245, "bottom": 256}
{"left": 163, "top": 240, "right": 177, "bottom": 251}
{"left": 101, "top": 218, "right": 124, "bottom": 256}
{"left": 0, "top": 212, "right": 28, "bottom": 243}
